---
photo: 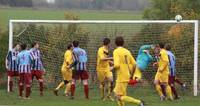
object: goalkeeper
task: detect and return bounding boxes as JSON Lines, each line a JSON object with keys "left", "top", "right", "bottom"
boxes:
{"left": 129, "top": 45, "right": 154, "bottom": 86}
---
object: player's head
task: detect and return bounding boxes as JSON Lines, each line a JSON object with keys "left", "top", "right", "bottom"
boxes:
{"left": 67, "top": 43, "right": 73, "bottom": 50}
{"left": 154, "top": 44, "right": 160, "bottom": 55}
{"left": 73, "top": 40, "right": 79, "bottom": 47}
{"left": 115, "top": 36, "right": 124, "bottom": 47}
{"left": 159, "top": 42, "right": 165, "bottom": 49}
{"left": 165, "top": 44, "right": 171, "bottom": 51}
{"left": 13, "top": 43, "right": 20, "bottom": 51}
{"left": 20, "top": 43, "right": 27, "bottom": 51}
{"left": 103, "top": 38, "right": 110, "bottom": 46}
{"left": 31, "top": 42, "right": 39, "bottom": 49}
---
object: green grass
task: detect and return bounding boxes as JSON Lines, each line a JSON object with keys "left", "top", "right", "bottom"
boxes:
{"left": 0, "top": 8, "right": 142, "bottom": 30}
{"left": 0, "top": 87, "right": 199, "bottom": 106}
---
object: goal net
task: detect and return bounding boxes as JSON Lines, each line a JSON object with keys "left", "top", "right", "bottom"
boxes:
{"left": 8, "top": 20, "right": 199, "bottom": 96}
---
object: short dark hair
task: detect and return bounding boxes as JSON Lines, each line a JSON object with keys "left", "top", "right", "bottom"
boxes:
{"left": 103, "top": 38, "right": 110, "bottom": 45}
{"left": 67, "top": 43, "right": 72, "bottom": 50}
{"left": 115, "top": 36, "right": 124, "bottom": 46}
{"left": 159, "top": 42, "right": 165, "bottom": 49}
{"left": 21, "top": 43, "right": 27, "bottom": 50}
{"left": 13, "top": 43, "right": 19, "bottom": 48}
{"left": 31, "top": 42, "right": 38, "bottom": 48}
{"left": 165, "top": 44, "right": 171, "bottom": 51}
{"left": 73, "top": 40, "right": 79, "bottom": 47}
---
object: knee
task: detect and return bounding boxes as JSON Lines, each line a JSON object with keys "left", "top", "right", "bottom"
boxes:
{"left": 108, "top": 77, "right": 113, "bottom": 82}
{"left": 26, "top": 84, "right": 31, "bottom": 88}
{"left": 71, "top": 79, "right": 76, "bottom": 85}
{"left": 83, "top": 80, "right": 88, "bottom": 85}
{"left": 39, "top": 79, "right": 43, "bottom": 83}
{"left": 64, "top": 80, "right": 69, "bottom": 85}
{"left": 154, "top": 80, "right": 159, "bottom": 85}
{"left": 170, "top": 83, "right": 174, "bottom": 87}
{"left": 19, "top": 83, "right": 23, "bottom": 86}
{"left": 115, "top": 94, "right": 122, "bottom": 101}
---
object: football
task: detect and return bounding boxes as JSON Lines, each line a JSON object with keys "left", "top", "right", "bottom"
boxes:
{"left": 175, "top": 15, "right": 182, "bottom": 22}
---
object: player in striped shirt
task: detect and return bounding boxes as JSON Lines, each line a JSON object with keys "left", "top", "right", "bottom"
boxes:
{"left": 5, "top": 43, "right": 20, "bottom": 92}
{"left": 70, "top": 40, "right": 89, "bottom": 99}
{"left": 17, "top": 43, "right": 33, "bottom": 99}
{"left": 29, "top": 42, "right": 45, "bottom": 96}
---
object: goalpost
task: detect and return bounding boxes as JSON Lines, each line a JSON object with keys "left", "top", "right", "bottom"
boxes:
{"left": 8, "top": 20, "right": 199, "bottom": 96}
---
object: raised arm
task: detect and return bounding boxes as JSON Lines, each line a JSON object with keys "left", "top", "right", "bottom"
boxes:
{"left": 138, "top": 45, "right": 153, "bottom": 55}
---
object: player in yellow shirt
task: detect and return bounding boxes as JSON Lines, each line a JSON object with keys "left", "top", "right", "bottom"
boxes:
{"left": 54, "top": 44, "right": 73, "bottom": 96}
{"left": 153, "top": 43, "right": 173, "bottom": 101}
{"left": 96, "top": 38, "right": 114, "bottom": 101}
{"left": 113, "top": 36, "right": 144, "bottom": 106}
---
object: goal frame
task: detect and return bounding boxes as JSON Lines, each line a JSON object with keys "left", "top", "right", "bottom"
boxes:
{"left": 8, "top": 19, "right": 199, "bottom": 96}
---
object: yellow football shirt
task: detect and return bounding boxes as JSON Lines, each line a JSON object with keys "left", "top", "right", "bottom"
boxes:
{"left": 62, "top": 50, "right": 73, "bottom": 71}
{"left": 96, "top": 46, "right": 110, "bottom": 71}
{"left": 158, "top": 49, "right": 169, "bottom": 73}
{"left": 113, "top": 47, "right": 136, "bottom": 83}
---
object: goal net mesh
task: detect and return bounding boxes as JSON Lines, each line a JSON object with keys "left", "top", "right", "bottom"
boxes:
{"left": 10, "top": 22, "right": 198, "bottom": 94}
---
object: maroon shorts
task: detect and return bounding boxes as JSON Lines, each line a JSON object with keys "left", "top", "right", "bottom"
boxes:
{"left": 19, "top": 73, "right": 32, "bottom": 86}
{"left": 31, "top": 70, "right": 43, "bottom": 80}
{"left": 72, "top": 70, "right": 89, "bottom": 80}
{"left": 169, "top": 75, "right": 175, "bottom": 84}
{"left": 7, "top": 71, "right": 19, "bottom": 77}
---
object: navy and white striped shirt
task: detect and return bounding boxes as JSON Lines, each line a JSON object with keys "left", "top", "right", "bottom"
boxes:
{"left": 17, "top": 50, "right": 33, "bottom": 73}
{"left": 167, "top": 51, "right": 176, "bottom": 76}
{"left": 72, "top": 47, "right": 87, "bottom": 71}
{"left": 6, "top": 49, "right": 19, "bottom": 71}
{"left": 29, "top": 48, "right": 44, "bottom": 71}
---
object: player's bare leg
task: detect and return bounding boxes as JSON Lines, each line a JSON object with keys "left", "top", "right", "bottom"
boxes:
{"left": 65, "top": 83, "right": 71, "bottom": 97}
{"left": 106, "top": 77, "right": 114, "bottom": 101}
{"left": 99, "top": 82, "right": 105, "bottom": 100}
{"left": 115, "top": 94, "right": 144, "bottom": 106}
{"left": 54, "top": 81, "right": 65, "bottom": 96}
{"left": 154, "top": 80, "right": 165, "bottom": 101}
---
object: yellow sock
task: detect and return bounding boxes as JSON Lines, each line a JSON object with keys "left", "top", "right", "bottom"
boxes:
{"left": 121, "top": 96, "right": 141, "bottom": 105}
{"left": 107, "top": 82, "right": 111, "bottom": 96}
{"left": 55, "top": 82, "right": 64, "bottom": 90}
{"left": 117, "top": 101, "right": 125, "bottom": 106}
{"left": 100, "top": 83, "right": 105, "bottom": 99}
{"left": 166, "top": 85, "right": 173, "bottom": 100}
{"left": 65, "top": 83, "right": 71, "bottom": 94}
{"left": 155, "top": 84, "right": 163, "bottom": 97}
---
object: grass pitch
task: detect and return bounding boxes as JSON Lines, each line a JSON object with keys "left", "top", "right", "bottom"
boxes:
{"left": 0, "top": 86, "right": 199, "bottom": 106}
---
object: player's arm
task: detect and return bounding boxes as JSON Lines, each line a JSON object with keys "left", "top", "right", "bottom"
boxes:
{"left": 98, "top": 49, "right": 113, "bottom": 61}
{"left": 5, "top": 51, "right": 11, "bottom": 70}
{"left": 129, "top": 54, "right": 136, "bottom": 77}
{"left": 113, "top": 50, "right": 120, "bottom": 69}
{"left": 39, "top": 50, "right": 45, "bottom": 72}
{"left": 147, "top": 53, "right": 154, "bottom": 61}
{"left": 65, "top": 51, "right": 73, "bottom": 71}
{"left": 69, "top": 51, "right": 78, "bottom": 68}
{"left": 138, "top": 45, "right": 154, "bottom": 54}
{"left": 158, "top": 52, "right": 169, "bottom": 72}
